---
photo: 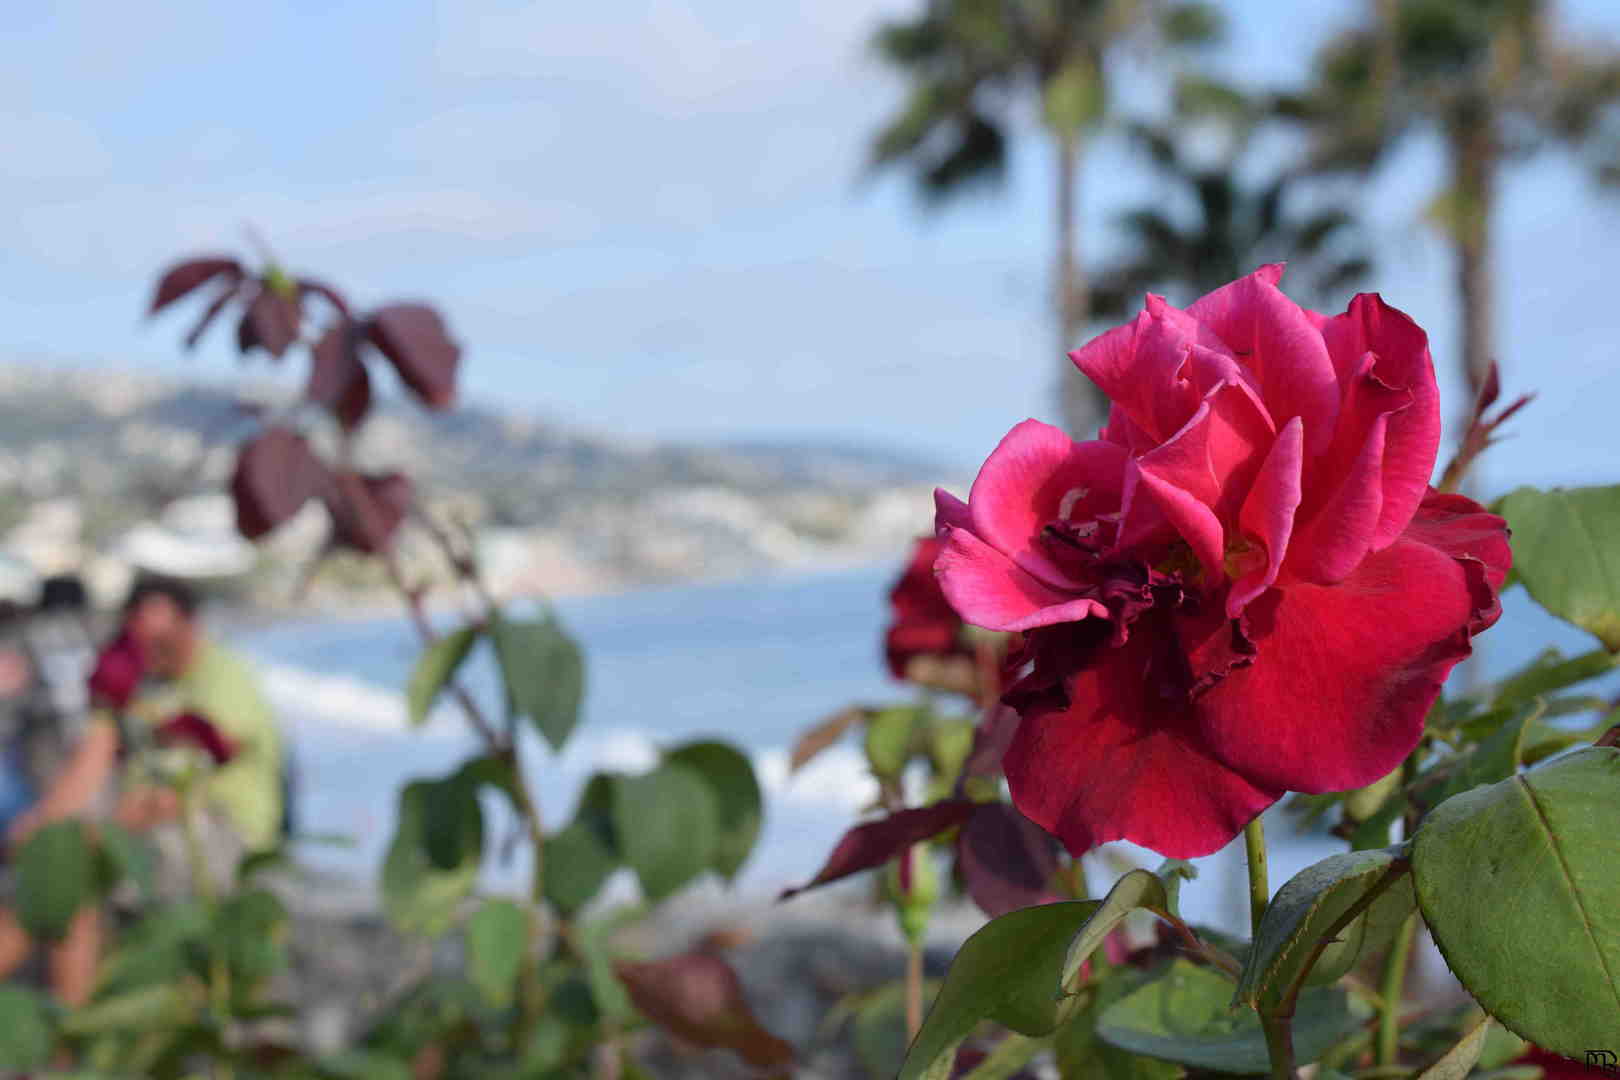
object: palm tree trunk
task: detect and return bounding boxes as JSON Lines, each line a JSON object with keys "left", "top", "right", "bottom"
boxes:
{"left": 1055, "top": 131, "right": 1099, "bottom": 436}
{"left": 1448, "top": 115, "right": 1499, "bottom": 407}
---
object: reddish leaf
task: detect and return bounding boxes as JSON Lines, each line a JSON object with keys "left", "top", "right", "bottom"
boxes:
{"left": 780, "top": 799, "right": 978, "bottom": 900}
{"left": 788, "top": 706, "right": 869, "bottom": 773}
{"left": 615, "top": 952, "right": 794, "bottom": 1069}
{"left": 149, "top": 257, "right": 242, "bottom": 315}
{"left": 182, "top": 284, "right": 242, "bottom": 350}
{"left": 961, "top": 703, "right": 1021, "bottom": 781}
{"left": 236, "top": 285, "right": 301, "bottom": 359}
{"left": 308, "top": 321, "right": 372, "bottom": 430}
{"left": 956, "top": 802, "right": 1060, "bottom": 918}
{"left": 154, "top": 711, "right": 236, "bottom": 765}
{"left": 231, "top": 428, "right": 329, "bottom": 540}
{"left": 326, "top": 470, "right": 413, "bottom": 554}
{"left": 367, "top": 304, "right": 460, "bottom": 409}
{"left": 298, "top": 278, "right": 351, "bottom": 319}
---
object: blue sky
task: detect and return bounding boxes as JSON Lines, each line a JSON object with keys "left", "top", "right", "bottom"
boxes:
{"left": 5, "top": 0, "right": 1620, "bottom": 491}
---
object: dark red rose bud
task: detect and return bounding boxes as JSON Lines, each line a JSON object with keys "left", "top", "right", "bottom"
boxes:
{"left": 154, "top": 711, "right": 236, "bottom": 766}
{"left": 87, "top": 632, "right": 146, "bottom": 709}
{"left": 885, "top": 536, "right": 971, "bottom": 681}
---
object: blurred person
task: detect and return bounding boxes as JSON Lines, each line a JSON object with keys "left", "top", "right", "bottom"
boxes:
{"left": 0, "top": 576, "right": 283, "bottom": 1005}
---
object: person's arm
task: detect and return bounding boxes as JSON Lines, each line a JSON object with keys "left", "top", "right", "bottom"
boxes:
{"left": 5, "top": 719, "right": 120, "bottom": 849}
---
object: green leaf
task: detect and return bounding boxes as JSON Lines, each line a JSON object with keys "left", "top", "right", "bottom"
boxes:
{"left": 1413, "top": 746, "right": 1620, "bottom": 1055}
{"left": 318, "top": 1050, "right": 415, "bottom": 1080}
{"left": 1492, "top": 647, "right": 1618, "bottom": 708}
{"left": 419, "top": 769, "right": 486, "bottom": 871}
{"left": 17, "top": 820, "right": 93, "bottom": 940}
{"left": 0, "top": 985, "right": 54, "bottom": 1068}
{"left": 94, "top": 820, "right": 155, "bottom": 901}
{"left": 1054, "top": 968, "right": 1185, "bottom": 1080}
{"left": 406, "top": 624, "right": 481, "bottom": 727}
{"left": 467, "top": 899, "right": 530, "bottom": 1007}
{"left": 1097, "top": 959, "right": 1369, "bottom": 1072}
{"left": 1417, "top": 1014, "right": 1493, "bottom": 1080}
{"left": 543, "top": 819, "right": 618, "bottom": 917}
{"left": 612, "top": 762, "right": 719, "bottom": 902}
{"left": 898, "top": 900, "right": 1102, "bottom": 1080}
{"left": 493, "top": 614, "right": 586, "bottom": 751}
{"left": 1043, "top": 57, "right": 1104, "bottom": 132}
{"left": 62, "top": 982, "right": 194, "bottom": 1035}
{"left": 865, "top": 705, "right": 923, "bottom": 780}
{"left": 1495, "top": 485, "right": 1620, "bottom": 650}
{"left": 664, "top": 740, "right": 762, "bottom": 882}
{"left": 1236, "top": 846, "right": 1414, "bottom": 1009}
{"left": 1060, "top": 869, "right": 1172, "bottom": 990}
{"left": 215, "top": 887, "right": 289, "bottom": 985}
{"left": 381, "top": 780, "right": 479, "bottom": 937}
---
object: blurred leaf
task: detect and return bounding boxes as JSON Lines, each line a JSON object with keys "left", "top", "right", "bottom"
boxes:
{"left": 1044, "top": 58, "right": 1104, "bottom": 133}
{"left": 95, "top": 820, "right": 155, "bottom": 902}
{"left": 466, "top": 899, "right": 529, "bottom": 1008}
{"left": 1413, "top": 747, "right": 1620, "bottom": 1055}
{"left": 1495, "top": 485, "right": 1620, "bottom": 650}
{"left": 149, "top": 256, "right": 242, "bottom": 315}
{"left": 17, "top": 820, "right": 93, "bottom": 940}
{"left": 956, "top": 802, "right": 1059, "bottom": 918}
{"left": 665, "top": 740, "right": 762, "bottom": 882}
{"left": 367, "top": 303, "right": 461, "bottom": 409}
{"left": 865, "top": 704, "right": 925, "bottom": 779}
{"left": 216, "top": 887, "right": 289, "bottom": 985}
{"left": 317, "top": 1050, "right": 414, "bottom": 1080}
{"left": 308, "top": 319, "right": 373, "bottom": 431}
{"left": 493, "top": 614, "right": 586, "bottom": 752}
{"left": 543, "top": 817, "right": 617, "bottom": 917}
{"left": 899, "top": 901, "right": 1102, "bottom": 1080}
{"left": 0, "top": 985, "right": 54, "bottom": 1068}
{"left": 406, "top": 624, "right": 481, "bottom": 728}
{"left": 231, "top": 427, "right": 329, "bottom": 540}
{"left": 62, "top": 982, "right": 194, "bottom": 1036}
{"left": 1491, "top": 647, "right": 1617, "bottom": 708}
{"left": 236, "top": 284, "right": 301, "bottom": 359}
{"left": 790, "top": 706, "right": 868, "bottom": 773}
{"left": 780, "top": 800, "right": 978, "bottom": 900}
{"left": 1097, "top": 960, "right": 1367, "bottom": 1071}
{"left": 1236, "top": 846, "right": 1413, "bottom": 1009}
{"left": 381, "top": 780, "right": 479, "bottom": 937}
{"left": 326, "top": 470, "right": 413, "bottom": 554}
{"left": 613, "top": 762, "right": 719, "bottom": 902}
{"left": 616, "top": 951, "right": 795, "bottom": 1068}
{"left": 1417, "top": 1014, "right": 1493, "bottom": 1080}
{"left": 419, "top": 768, "right": 485, "bottom": 871}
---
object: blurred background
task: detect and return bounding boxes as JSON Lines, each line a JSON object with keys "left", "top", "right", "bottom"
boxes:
{"left": 4, "top": 0, "right": 1620, "bottom": 928}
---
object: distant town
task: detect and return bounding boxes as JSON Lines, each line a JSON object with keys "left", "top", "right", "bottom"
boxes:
{"left": 0, "top": 364, "right": 955, "bottom": 614}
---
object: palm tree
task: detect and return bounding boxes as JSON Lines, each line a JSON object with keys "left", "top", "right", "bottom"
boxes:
{"left": 1287, "top": 0, "right": 1620, "bottom": 405}
{"left": 867, "top": 0, "right": 1222, "bottom": 436}
{"left": 1091, "top": 82, "right": 1374, "bottom": 318}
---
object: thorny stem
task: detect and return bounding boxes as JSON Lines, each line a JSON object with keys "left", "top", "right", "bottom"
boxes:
{"left": 1378, "top": 913, "right": 1419, "bottom": 1066}
{"left": 1244, "top": 816, "right": 1269, "bottom": 941}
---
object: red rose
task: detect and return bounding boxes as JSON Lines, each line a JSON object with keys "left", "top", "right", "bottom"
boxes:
{"left": 885, "top": 536, "right": 970, "bottom": 681}
{"left": 934, "top": 266, "right": 1509, "bottom": 858}
{"left": 154, "top": 711, "right": 237, "bottom": 766}
{"left": 87, "top": 631, "right": 146, "bottom": 709}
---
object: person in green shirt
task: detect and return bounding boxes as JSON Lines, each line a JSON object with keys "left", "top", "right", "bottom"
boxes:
{"left": 0, "top": 576, "right": 283, "bottom": 1004}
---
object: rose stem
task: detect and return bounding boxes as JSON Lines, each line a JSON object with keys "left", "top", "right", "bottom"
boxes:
{"left": 1243, "top": 815, "right": 1269, "bottom": 940}
{"left": 1377, "top": 912, "right": 1418, "bottom": 1066}
{"left": 905, "top": 939, "right": 924, "bottom": 1041}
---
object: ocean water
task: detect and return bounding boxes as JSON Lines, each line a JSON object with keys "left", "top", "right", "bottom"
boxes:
{"left": 240, "top": 562, "right": 1608, "bottom": 934}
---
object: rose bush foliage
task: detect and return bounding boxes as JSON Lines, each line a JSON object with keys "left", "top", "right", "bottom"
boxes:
{"left": 934, "top": 265, "right": 1511, "bottom": 857}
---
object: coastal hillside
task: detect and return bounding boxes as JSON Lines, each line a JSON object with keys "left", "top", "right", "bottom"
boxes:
{"left": 0, "top": 365, "right": 956, "bottom": 607}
